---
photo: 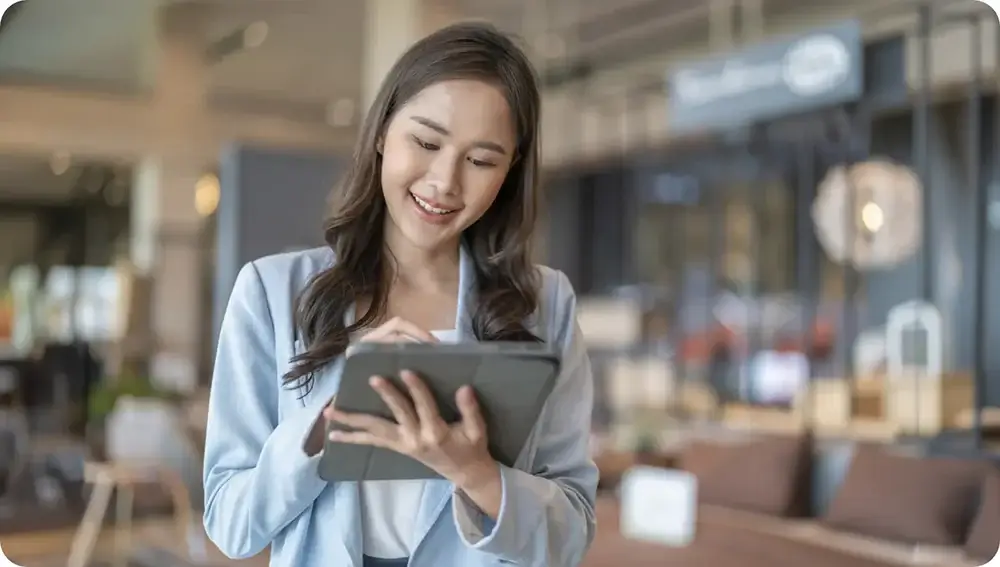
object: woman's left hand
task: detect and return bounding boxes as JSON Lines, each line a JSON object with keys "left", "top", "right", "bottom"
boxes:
{"left": 325, "top": 371, "right": 497, "bottom": 489}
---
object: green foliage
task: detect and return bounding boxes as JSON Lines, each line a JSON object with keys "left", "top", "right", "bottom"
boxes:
{"left": 88, "top": 366, "right": 178, "bottom": 423}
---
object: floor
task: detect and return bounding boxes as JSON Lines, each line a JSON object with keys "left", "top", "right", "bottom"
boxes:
{"left": 2, "top": 517, "right": 269, "bottom": 567}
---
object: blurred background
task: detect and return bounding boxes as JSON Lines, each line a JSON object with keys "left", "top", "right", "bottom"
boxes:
{"left": 0, "top": 0, "right": 998, "bottom": 566}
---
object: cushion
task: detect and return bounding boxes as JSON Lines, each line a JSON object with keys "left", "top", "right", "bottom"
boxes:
{"left": 679, "top": 432, "right": 812, "bottom": 517}
{"left": 965, "top": 468, "right": 1000, "bottom": 561}
{"left": 823, "top": 445, "right": 987, "bottom": 546}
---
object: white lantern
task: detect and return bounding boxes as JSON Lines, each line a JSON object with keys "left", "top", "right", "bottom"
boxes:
{"left": 812, "top": 160, "right": 923, "bottom": 270}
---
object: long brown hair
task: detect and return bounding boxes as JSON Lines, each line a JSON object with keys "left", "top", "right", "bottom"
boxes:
{"left": 284, "top": 22, "right": 543, "bottom": 392}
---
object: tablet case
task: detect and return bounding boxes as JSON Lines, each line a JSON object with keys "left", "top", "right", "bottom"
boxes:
{"left": 318, "top": 342, "right": 561, "bottom": 482}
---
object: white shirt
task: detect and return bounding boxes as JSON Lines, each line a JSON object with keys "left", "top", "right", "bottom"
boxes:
{"left": 360, "top": 329, "right": 459, "bottom": 559}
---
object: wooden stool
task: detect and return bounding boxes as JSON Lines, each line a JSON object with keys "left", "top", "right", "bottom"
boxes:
{"left": 67, "top": 461, "right": 195, "bottom": 567}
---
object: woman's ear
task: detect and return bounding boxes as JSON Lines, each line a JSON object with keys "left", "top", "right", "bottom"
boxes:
{"left": 376, "top": 137, "right": 385, "bottom": 155}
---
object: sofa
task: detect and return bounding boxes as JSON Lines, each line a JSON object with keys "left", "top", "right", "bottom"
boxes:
{"left": 584, "top": 433, "right": 999, "bottom": 566}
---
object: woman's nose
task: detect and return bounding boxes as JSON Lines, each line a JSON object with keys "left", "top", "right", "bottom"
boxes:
{"left": 426, "top": 154, "right": 460, "bottom": 194}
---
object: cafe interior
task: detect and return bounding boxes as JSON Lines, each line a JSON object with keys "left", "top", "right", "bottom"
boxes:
{"left": 1, "top": 0, "right": 1000, "bottom": 566}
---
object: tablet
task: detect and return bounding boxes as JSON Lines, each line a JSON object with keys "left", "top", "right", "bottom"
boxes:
{"left": 318, "top": 342, "right": 561, "bottom": 482}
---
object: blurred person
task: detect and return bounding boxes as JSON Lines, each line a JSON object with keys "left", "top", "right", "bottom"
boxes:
{"left": 202, "top": 22, "right": 598, "bottom": 567}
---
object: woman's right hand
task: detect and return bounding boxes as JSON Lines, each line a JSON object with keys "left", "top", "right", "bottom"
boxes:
{"left": 352, "top": 316, "right": 439, "bottom": 346}
{"left": 305, "top": 317, "right": 438, "bottom": 456}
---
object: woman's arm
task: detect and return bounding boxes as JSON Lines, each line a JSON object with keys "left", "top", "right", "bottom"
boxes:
{"left": 452, "top": 271, "right": 599, "bottom": 567}
{"left": 202, "top": 262, "right": 329, "bottom": 559}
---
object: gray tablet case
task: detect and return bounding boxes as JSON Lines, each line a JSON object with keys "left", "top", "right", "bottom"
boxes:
{"left": 318, "top": 342, "right": 561, "bottom": 482}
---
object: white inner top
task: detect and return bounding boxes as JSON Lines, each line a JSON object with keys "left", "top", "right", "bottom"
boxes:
{"left": 360, "top": 328, "right": 459, "bottom": 559}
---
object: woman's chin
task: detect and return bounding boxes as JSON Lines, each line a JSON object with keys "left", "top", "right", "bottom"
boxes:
{"left": 398, "top": 222, "right": 460, "bottom": 252}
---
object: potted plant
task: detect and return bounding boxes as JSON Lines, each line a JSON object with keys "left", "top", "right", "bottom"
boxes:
{"left": 88, "top": 367, "right": 181, "bottom": 461}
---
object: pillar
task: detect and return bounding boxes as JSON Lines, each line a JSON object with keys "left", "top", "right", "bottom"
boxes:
{"left": 362, "top": 0, "right": 463, "bottom": 110}
{"left": 129, "top": 3, "right": 212, "bottom": 393}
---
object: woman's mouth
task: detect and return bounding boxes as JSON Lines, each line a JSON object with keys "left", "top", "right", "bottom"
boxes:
{"left": 410, "top": 192, "right": 459, "bottom": 216}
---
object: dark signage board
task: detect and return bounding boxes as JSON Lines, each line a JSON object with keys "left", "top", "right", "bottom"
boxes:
{"left": 667, "top": 20, "right": 864, "bottom": 132}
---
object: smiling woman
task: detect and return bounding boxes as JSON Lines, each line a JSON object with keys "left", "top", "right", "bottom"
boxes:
{"left": 202, "top": 20, "right": 598, "bottom": 567}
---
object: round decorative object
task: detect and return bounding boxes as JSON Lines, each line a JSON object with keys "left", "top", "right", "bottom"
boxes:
{"left": 812, "top": 159, "right": 923, "bottom": 269}
{"left": 782, "top": 34, "right": 851, "bottom": 96}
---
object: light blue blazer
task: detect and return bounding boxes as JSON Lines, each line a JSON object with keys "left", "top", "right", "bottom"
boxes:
{"left": 202, "top": 245, "right": 599, "bottom": 567}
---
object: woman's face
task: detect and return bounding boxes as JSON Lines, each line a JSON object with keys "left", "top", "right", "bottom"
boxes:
{"left": 380, "top": 79, "right": 517, "bottom": 252}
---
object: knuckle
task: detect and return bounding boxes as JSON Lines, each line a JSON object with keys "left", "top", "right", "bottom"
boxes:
{"left": 423, "top": 429, "right": 446, "bottom": 446}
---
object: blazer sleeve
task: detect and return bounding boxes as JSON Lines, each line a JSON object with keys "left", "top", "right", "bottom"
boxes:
{"left": 202, "top": 262, "right": 329, "bottom": 559}
{"left": 452, "top": 270, "right": 599, "bottom": 566}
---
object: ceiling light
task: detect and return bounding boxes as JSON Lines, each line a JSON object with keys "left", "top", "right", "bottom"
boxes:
{"left": 243, "top": 21, "right": 269, "bottom": 49}
{"left": 195, "top": 173, "right": 220, "bottom": 217}
{"left": 860, "top": 201, "right": 884, "bottom": 233}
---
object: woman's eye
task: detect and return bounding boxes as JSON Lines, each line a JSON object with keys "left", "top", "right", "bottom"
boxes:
{"left": 469, "top": 157, "right": 496, "bottom": 168}
{"left": 412, "top": 136, "right": 439, "bottom": 151}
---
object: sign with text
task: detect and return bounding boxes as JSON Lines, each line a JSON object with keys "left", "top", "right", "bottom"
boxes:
{"left": 667, "top": 21, "right": 864, "bottom": 132}
{"left": 620, "top": 466, "right": 698, "bottom": 546}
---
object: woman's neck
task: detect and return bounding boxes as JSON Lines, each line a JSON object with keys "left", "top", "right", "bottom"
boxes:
{"left": 383, "top": 222, "right": 461, "bottom": 293}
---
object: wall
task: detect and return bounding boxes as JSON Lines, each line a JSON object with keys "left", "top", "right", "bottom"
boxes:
{"left": 0, "top": 213, "right": 39, "bottom": 276}
{"left": 214, "top": 144, "right": 342, "bottom": 342}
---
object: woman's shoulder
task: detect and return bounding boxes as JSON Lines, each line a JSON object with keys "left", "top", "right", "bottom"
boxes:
{"left": 533, "top": 264, "right": 576, "bottom": 304}
{"left": 247, "top": 246, "right": 335, "bottom": 298}
{"left": 531, "top": 264, "right": 579, "bottom": 340}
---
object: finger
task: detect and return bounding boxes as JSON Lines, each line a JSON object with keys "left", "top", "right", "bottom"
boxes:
{"left": 401, "top": 371, "right": 448, "bottom": 433}
{"left": 370, "top": 376, "right": 419, "bottom": 431}
{"left": 456, "top": 385, "right": 486, "bottom": 441}
{"left": 358, "top": 324, "right": 400, "bottom": 343}
{"left": 382, "top": 317, "right": 439, "bottom": 343}
{"left": 328, "top": 429, "right": 391, "bottom": 448}
{"left": 327, "top": 408, "right": 398, "bottom": 440}
{"left": 322, "top": 395, "right": 338, "bottom": 421}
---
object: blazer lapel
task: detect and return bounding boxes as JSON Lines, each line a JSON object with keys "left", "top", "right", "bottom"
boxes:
{"left": 411, "top": 241, "right": 479, "bottom": 551}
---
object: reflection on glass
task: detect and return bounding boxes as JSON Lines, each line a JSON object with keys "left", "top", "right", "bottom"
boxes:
{"left": 635, "top": 176, "right": 803, "bottom": 405}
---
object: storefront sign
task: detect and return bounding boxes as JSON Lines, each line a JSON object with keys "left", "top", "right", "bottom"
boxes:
{"left": 668, "top": 21, "right": 864, "bottom": 132}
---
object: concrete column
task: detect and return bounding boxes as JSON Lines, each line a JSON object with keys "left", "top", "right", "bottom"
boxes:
{"left": 131, "top": 157, "right": 207, "bottom": 393}
{"left": 129, "top": 3, "right": 212, "bottom": 393}
{"left": 362, "top": 0, "right": 463, "bottom": 110}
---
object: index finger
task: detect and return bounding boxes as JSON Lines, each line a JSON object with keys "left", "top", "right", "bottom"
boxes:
{"left": 381, "top": 317, "right": 438, "bottom": 343}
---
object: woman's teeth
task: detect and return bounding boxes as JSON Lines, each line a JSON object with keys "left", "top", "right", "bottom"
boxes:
{"left": 411, "top": 193, "right": 456, "bottom": 215}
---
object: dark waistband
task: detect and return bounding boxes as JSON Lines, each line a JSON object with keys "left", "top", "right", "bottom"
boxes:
{"left": 362, "top": 555, "right": 409, "bottom": 567}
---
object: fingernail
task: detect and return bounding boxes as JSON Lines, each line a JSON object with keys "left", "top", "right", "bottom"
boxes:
{"left": 329, "top": 431, "right": 342, "bottom": 441}
{"left": 369, "top": 376, "right": 381, "bottom": 387}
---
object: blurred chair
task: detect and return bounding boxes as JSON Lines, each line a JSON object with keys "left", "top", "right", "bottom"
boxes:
{"left": 67, "top": 461, "right": 202, "bottom": 567}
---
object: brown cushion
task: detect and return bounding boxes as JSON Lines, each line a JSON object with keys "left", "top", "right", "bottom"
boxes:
{"left": 823, "top": 446, "right": 987, "bottom": 546}
{"left": 679, "top": 433, "right": 812, "bottom": 517}
{"left": 965, "top": 468, "right": 1000, "bottom": 561}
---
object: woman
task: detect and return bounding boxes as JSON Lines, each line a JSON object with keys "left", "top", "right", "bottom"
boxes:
{"left": 202, "top": 21, "right": 598, "bottom": 567}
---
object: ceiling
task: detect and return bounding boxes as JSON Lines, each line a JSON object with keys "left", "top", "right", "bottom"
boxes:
{"left": 0, "top": 0, "right": 734, "bottom": 108}
{"left": 0, "top": 0, "right": 368, "bottom": 108}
